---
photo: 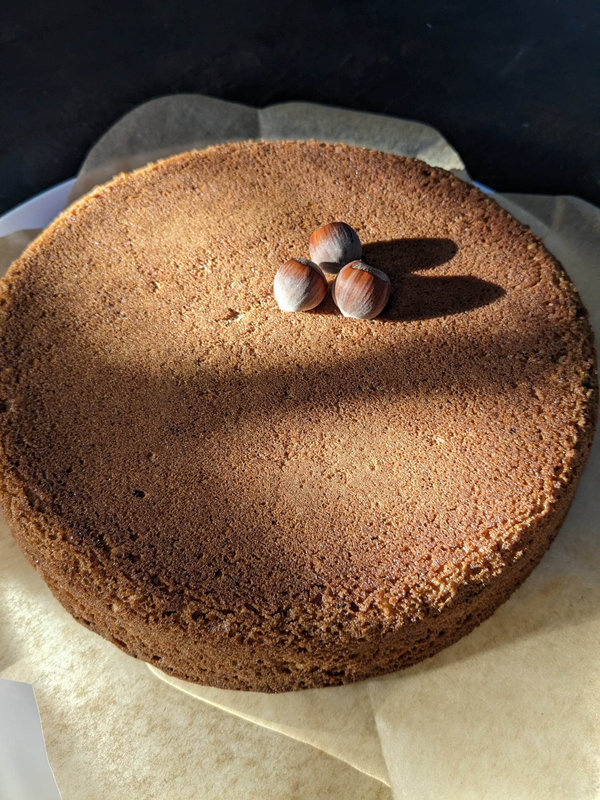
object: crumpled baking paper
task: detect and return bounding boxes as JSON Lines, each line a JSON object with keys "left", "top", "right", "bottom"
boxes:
{"left": 1, "top": 95, "right": 598, "bottom": 799}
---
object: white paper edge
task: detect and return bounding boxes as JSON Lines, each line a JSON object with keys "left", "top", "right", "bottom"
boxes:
{"left": 0, "top": 679, "right": 62, "bottom": 800}
{"left": 0, "top": 180, "right": 74, "bottom": 237}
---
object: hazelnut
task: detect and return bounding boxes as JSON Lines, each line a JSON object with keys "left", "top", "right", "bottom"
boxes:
{"left": 273, "top": 258, "right": 327, "bottom": 312}
{"left": 309, "top": 222, "right": 362, "bottom": 274}
{"left": 332, "top": 260, "right": 391, "bottom": 320}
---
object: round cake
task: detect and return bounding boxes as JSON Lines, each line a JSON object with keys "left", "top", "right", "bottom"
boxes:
{"left": 0, "top": 141, "right": 596, "bottom": 692}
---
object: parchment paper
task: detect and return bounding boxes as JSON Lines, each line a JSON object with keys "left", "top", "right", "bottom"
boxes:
{"left": 1, "top": 95, "right": 598, "bottom": 799}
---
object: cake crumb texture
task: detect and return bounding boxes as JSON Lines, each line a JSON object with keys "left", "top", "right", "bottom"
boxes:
{"left": 0, "top": 141, "right": 596, "bottom": 691}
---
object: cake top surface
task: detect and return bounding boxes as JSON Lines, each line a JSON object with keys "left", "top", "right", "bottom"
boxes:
{"left": 0, "top": 140, "right": 595, "bottom": 625}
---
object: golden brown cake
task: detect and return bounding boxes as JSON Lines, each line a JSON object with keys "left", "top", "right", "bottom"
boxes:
{"left": 0, "top": 141, "right": 596, "bottom": 692}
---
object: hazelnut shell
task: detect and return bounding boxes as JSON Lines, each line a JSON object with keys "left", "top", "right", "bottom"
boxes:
{"left": 309, "top": 222, "right": 362, "bottom": 274}
{"left": 273, "top": 257, "right": 327, "bottom": 312}
{"left": 333, "top": 260, "right": 391, "bottom": 320}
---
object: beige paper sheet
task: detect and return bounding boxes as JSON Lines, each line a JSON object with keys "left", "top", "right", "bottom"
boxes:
{"left": 1, "top": 96, "right": 599, "bottom": 799}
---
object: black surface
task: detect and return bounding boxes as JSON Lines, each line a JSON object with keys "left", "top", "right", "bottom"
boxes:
{"left": 1, "top": 0, "right": 599, "bottom": 214}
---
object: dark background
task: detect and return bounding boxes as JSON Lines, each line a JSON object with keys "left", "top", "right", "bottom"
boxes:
{"left": 1, "top": 0, "right": 599, "bottom": 214}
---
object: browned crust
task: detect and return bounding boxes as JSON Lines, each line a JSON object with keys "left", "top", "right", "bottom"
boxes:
{"left": 0, "top": 140, "right": 597, "bottom": 691}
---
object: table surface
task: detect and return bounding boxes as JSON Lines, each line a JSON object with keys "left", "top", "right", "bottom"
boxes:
{"left": 1, "top": 0, "right": 599, "bottom": 215}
